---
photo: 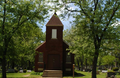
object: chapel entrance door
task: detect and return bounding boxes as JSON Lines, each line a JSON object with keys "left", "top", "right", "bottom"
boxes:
{"left": 48, "top": 54, "right": 61, "bottom": 70}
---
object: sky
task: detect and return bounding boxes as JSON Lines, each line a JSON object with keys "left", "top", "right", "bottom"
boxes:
{"left": 39, "top": 12, "right": 75, "bottom": 32}
{"left": 37, "top": 1, "right": 77, "bottom": 32}
{"left": 38, "top": 1, "right": 120, "bottom": 32}
{"left": 40, "top": 12, "right": 120, "bottom": 33}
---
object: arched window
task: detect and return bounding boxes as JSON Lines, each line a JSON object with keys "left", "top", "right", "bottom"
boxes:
{"left": 38, "top": 52, "right": 43, "bottom": 62}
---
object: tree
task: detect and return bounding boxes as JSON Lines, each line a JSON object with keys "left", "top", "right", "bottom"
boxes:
{"left": 58, "top": 0, "right": 120, "bottom": 78}
{"left": 102, "top": 23, "right": 120, "bottom": 67}
{"left": 7, "top": 23, "right": 45, "bottom": 69}
{"left": 63, "top": 26, "right": 94, "bottom": 71}
{"left": 0, "top": 0, "right": 49, "bottom": 78}
{"left": 102, "top": 55, "right": 115, "bottom": 68}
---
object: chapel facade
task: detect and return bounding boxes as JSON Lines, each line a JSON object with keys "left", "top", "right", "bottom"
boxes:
{"left": 35, "top": 13, "right": 74, "bottom": 75}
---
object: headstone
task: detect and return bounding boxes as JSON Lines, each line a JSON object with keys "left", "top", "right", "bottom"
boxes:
{"left": 83, "top": 69, "right": 85, "bottom": 72}
{"left": 19, "top": 70, "right": 23, "bottom": 73}
{"left": 102, "top": 70, "right": 108, "bottom": 73}
{"left": 27, "top": 70, "right": 31, "bottom": 72}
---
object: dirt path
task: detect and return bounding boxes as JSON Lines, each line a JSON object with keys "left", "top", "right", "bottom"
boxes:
{"left": 23, "top": 74, "right": 30, "bottom": 77}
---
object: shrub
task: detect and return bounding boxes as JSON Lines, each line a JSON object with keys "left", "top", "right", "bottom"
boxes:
{"left": 106, "top": 72, "right": 116, "bottom": 78}
{"left": 40, "top": 72, "right": 43, "bottom": 76}
{"left": 98, "top": 67, "right": 102, "bottom": 70}
{"left": 33, "top": 66, "right": 35, "bottom": 70}
{"left": 23, "top": 69, "right": 27, "bottom": 73}
{"left": 102, "top": 67, "right": 107, "bottom": 70}
{"left": 14, "top": 68, "right": 18, "bottom": 73}
{"left": 96, "top": 71, "right": 99, "bottom": 74}
{"left": 108, "top": 70, "right": 115, "bottom": 73}
{"left": 112, "top": 67, "right": 119, "bottom": 71}
{"left": 31, "top": 72, "right": 41, "bottom": 75}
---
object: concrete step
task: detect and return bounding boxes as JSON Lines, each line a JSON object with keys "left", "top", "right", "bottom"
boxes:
{"left": 43, "top": 70, "right": 62, "bottom": 77}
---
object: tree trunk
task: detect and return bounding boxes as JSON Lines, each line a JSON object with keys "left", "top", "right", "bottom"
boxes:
{"left": 21, "top": 58, "right": 23, "bottom": 68}
{"left": 80, "top": 53, "right": 84, "bottom": 71}
{"left": 28, "top": 61, "right": 31, "bottom": 70}
{"left": 77, "top": 58, "right": 80, "bottom": 70}
{"left": 12, "top": 61, "right": 15, "bottom": 69}
{"left": 80, "top": 58, "right": 84, "bottom": 71}
{"left": 115, "top": 58, "right": 117, "bottom": 67}
{"left": 92, "top": 48, "right": 99, "bottom": 78}
{"left": 2, "top": 54, "right": 6, "bottom": 78}
{"left": 7, "top": 61, "right": 9, "bottom": 69}
{"left": 2, "top": 0, "right": 7, "bottom": 77}
{"left": 98, "top": 56, "right": 101, "bottom": 67}
{"left": 85, "top": 58, "right": 87, "bottom": 71}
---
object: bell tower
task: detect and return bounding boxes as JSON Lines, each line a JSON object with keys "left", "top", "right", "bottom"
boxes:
{"left": 46, "top": 13, "right": 63, "bottom": 41}
{"left": 45, "top": 13, "right": 63, "bottom": 70}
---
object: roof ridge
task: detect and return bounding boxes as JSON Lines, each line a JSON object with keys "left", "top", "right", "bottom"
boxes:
{"left": 46, "top": 13, "right": 63, "bottom": 26}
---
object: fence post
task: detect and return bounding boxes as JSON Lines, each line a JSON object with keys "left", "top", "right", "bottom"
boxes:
{"left": 73, "top": 64, "right": 75, "bottom": 78}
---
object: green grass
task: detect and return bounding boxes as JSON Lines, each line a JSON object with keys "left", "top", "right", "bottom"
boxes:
{"left": 0, "top": 71, "right": 42, "bottom": 78}
{"left": 63, "top": 71, "right": 120, "bottom": 78}
{"left": 0, "top": 70, "right": 120, "bottom": 78}
{"left": 0, "top": 72, "right": 29, "bottom": 77}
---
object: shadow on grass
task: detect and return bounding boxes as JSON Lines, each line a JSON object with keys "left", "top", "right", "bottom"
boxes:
{"left": 64, "top": 71, "right": 85, "bottom": 77}
{"left": 31, "top": 72, "right": 43, "bottom": 76}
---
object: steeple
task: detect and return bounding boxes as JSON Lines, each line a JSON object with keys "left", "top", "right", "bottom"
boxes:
{"left": 46, "top": 13, "right": 63, "bottom": 26}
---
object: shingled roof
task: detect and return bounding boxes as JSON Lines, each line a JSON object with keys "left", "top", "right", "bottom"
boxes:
{"left": 46, "top": 13, "right": 63, "bottom": 26}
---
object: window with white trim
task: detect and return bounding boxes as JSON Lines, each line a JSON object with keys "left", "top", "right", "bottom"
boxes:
{"left": 52, "top": 29, "right": 57, "bottom": 39}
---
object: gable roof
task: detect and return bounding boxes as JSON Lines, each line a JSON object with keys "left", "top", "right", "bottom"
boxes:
{"left": 35, "top": 41, "right": 46, "bottom": 52}
{"left": 46, "top": 13, "right": 63, "bottom": 26}
{"left": 63, "top": 40, "right": 69, "bottom": 47}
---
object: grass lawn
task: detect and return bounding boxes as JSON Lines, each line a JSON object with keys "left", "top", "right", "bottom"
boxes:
{"left": 64, "top": 71, "right": 120, "bottom": 78}
{"left": 0, "top": 71, "right": 42, "bottom": 78}
{"left": 0, "top": 70, "right": 120, "bottom": 78}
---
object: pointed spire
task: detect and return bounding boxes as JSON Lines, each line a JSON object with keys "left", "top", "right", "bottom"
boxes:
{"left": 46, "top": 13, "right": 63, "bottom": 26}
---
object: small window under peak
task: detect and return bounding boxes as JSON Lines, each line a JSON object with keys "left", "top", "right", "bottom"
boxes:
{"left": 52, "top": 29, "right": 57, "bottom": 39}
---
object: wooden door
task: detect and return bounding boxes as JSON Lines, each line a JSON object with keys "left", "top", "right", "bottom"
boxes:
{"left": 48, "top": 54, "right": 61, "bottom": 70}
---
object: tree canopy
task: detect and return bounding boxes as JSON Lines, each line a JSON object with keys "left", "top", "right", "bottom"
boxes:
{"left": 57, "top": 0, "right": 120, "bottom": 78}
{"left": 0, "top": 0, "right": 49, "bottom": 78}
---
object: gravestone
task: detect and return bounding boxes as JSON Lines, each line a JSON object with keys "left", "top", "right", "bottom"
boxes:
{"left": 19, "top": 70, "right": 23, "bottom": 73}
{"left": 27, "top": 70, "right": 31, "bottom": 72}
{"left": 102, "top": 70, "right": 108, "bottom": 73}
